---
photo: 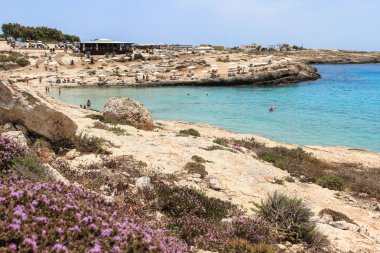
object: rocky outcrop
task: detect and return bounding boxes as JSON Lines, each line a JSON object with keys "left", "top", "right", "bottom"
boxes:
{"left": 103, "top": 97, "right": 154, "bottom": 131}
{"left": 0, "top": 79, "right": 77, "bottom": 141}
{"left": 120, "top": 62, "right": 320, "bottom": 87}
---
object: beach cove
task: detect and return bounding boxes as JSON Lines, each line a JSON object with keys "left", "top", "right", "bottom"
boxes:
{"left": 50, "top": 64, "right": 380, "bottom": 152}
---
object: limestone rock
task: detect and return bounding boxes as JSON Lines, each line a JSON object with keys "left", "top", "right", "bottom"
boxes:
{"left": 207, "top": 176, "right": 223, "bottom": 191}
{"left": 15, "top": 124, "right": 28, "bottom": 135}
{"left": 0, "top": 80, "right": 77, "bottom": 141}
{"left": 329, "top": 221, "right": 360, "bottom": 232}
{"left": 1, "top": 122, "right": 17, "bottom": 132}
{"left": 135, "top": 176, "right": 152, "bottom": 189}
{"left": 2, "top": 131, "right": 28, "bottom": 149}
{"left": 103, "top": 97, "right": 154, "bottom": 131}
{"left": 41, "top": 164, "right": 70, "bottom": 185}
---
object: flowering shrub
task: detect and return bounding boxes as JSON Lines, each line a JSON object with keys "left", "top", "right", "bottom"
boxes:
{"left": 232, "top": 217, "right": 273, "bottom": 244}
{"left": 0, "top": 135, "right": 24, "bottom": 169}
{"left": 173, "top": 215, "right": 229, "bottom": 251}
{"left": 0, "top": 176, "right": 188, "bottom": 252}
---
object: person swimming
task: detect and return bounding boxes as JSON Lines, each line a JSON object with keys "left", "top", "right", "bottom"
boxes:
{"left": 269, "top": 106, "right": 278, "bottom": 112}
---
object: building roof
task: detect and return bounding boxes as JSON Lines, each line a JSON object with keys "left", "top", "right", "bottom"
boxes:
{"left": 80, "top": 38, "right": 133, "bottom": 44}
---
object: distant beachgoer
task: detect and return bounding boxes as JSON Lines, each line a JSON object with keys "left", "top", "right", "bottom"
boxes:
{"left": 187, "top": 93, "right": 190, "bottom": 96}
{"left": 45, "top": 86, "right": 48, "bottom": 94}
{"left": 269, "top": 106, "right": 278, "bottom": 112}
{"left": 80, "top": 105, "right": 83, "bottom": 108}
{"left": 58, "top": 88, "right": 61, "bottom": 95}
{"left": 83, "top": 105, "right": 87, "bottom": 109}
{"left": 86, "top": 99, "right": 91, "bottom": 108}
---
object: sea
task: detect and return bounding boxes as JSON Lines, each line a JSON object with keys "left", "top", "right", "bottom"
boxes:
{"left": 50, "top": 64, "right": 380, "bottom": 152}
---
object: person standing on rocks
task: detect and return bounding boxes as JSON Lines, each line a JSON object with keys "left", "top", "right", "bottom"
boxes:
{"left": 86, "top": 99, "right": 91, "bottom": 108}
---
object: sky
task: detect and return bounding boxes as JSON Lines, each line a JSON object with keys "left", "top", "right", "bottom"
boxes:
{"left": 1, "top": 0, "right": 379, "bottom": 51}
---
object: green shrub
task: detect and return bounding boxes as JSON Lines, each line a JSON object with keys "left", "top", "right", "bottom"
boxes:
{"left": 222, "top": 240, "right": 275, "bottom": 253}
{"left": 12, "top": 155, "right": 52, "bottom": 182}
{"left": 203, "top": 145, "right": 225, "bottom": 151}
{"left": 85, "top": 114, "right": 104, "bottom": 120}
{"left": 156, "top": 183, "right": 237, "bottom": 220}
{"left": 191, "top": 155, "right": 207, "bottom": 163}
{"left": 74, "top": 132, "right": 111, "bottom": 155}
{"left": 184, "top": 162, "right": 207, "bottom": 178}
{"left": 178, "top": 128, "right": 200, "bottom": 137}
{"left": 318, "top": 175, "right": 344, "bottom": 191}
{"left": 273, "top": 178, "right": 284, "bottom": 185}
{"left": 232, "top": 138, "right": 265, "bottom": 150}
{"left": 254, "top": 191, "right": 316, "bottom": 244}
{"left": 213, "top": 138, "right": 229, "bottom": 147}
{"left": 16, "top": 57, "right": 29, "bottom": 67}
{"left": 109, "top": 126, "right": 127, "bottom": 136}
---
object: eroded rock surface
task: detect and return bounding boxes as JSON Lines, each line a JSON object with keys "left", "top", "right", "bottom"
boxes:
{"left": 0, "top": 80, "right": 77, "bottom": 141}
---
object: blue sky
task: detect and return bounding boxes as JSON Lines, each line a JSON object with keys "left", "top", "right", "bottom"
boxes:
{"left": 1, "top": 0, "right": 379, "bottom": 51}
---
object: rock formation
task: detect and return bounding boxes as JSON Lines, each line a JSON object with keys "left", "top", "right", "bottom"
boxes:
{"left": 103, "top": 97, "right": 154, "bottom": 131}
{"left": 0, "top": 79, "right": 77, "bottom": 141}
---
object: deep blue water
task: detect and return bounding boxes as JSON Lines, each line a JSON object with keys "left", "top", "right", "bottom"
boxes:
{"left": 50, "top": 64, "right": 380, "bottom": 152}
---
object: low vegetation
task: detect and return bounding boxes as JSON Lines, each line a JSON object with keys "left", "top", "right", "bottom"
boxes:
{"left": 73, "top": 132, "right": 111, "bottom": 155}
{"left": 93, "top": 121, "right": 127, "bottom": 136}
{"left": 0, "top": 134, "right": 329, "bottom": 252}
{"left": 0, "top": 51, "right": 29, "bottom": 70}
{"left": 253, "top": 191, "right": 320, "bottom": 244}
{"left": 0, "top": 175, "right": 187, "bottom": 252}
{"left": 228, "top": 138, "right": 380, "bottom": 199}
{"left": 222, "top": 240, "right": 275, "bottom": 253}
{"left": 178, "top": 128, "right": 201, "bottom": 137}
{"left": 191, "top": 155, "right": 207, "bottom": 163}
{"left": 156, "top": 183, "right": 238, "bottom": 220}
{"left": 184, "top": 162, "right": 208, "bottom": 178}
{"left": 318, "top": 175, "right": 344, "bottom": 191}
{"left": 213, "top": 137, "right": 230, "bottom": 147}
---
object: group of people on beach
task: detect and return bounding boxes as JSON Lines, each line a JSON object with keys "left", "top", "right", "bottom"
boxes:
{"left": 80, "top": 99, "right": 92, "bottom": 109}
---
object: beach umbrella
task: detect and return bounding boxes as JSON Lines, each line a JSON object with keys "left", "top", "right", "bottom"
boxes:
{"left": 202, "top": 70, "right": 209, "bottom": 73}
{"left": 98, "top": 59, "right": 105, "bottom": 62}
{"left": 187, "top": 66, "right": 197, "bottom": 70}
{"left": 124, "top": 57, "right": 131, "bottom": 60}
{"left": 159, "top": 54, "right": 165, "bottom": 58}
{"left": 120, "top": 73, "right": 127, "bottom": 76}
{"left": 49, "top": 61, "right": 58, "bottom": 66}
{"left": 211, "top": 64, "right": 218, "bottom": 67}
{"left": 112, "top": 57, "right": 119, "bottom": 60}
{"left": 211, "top": 67, "right": 218, "bottom": 71}
{"left": 84, "top": 59, "right": 91, "bottom": 62}
{"left": 98, "top": 74, "right": 106, "bottom": 77}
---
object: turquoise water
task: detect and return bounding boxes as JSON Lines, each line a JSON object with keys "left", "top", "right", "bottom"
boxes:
{"left": 50, "top": 64, "right": 380, "bottom": 152}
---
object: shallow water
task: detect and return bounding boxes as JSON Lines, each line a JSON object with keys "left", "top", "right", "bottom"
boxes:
{"left": 50, "top": 64, "right": 380, "bottom": 152}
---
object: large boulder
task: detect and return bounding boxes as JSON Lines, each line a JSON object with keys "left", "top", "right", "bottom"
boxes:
{"left": 103, "top": 97, "right": 154, "bottom": 131}
{"left": 0, "top": 80, "right": 77, "bottom": 141}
